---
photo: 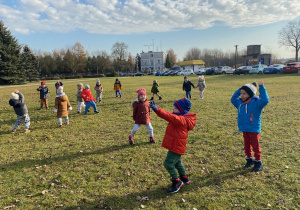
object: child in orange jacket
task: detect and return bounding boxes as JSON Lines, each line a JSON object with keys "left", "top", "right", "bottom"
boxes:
{"left": 150, "top": 98, "right": 197, "bottom": 193}
{"left": 114, "top": 78, "right": 122, "bottom": 98}
{"left": 81, "top": 84, "right": 99, "bottom": 116}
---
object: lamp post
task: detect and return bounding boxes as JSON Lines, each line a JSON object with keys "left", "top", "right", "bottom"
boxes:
{"left": 234, "top": 45, "right": 238, "bottom": 71}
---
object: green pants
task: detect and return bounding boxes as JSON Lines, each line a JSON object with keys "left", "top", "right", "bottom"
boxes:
{"left": 164, "top": 151, "right": 186, "bottom": 179}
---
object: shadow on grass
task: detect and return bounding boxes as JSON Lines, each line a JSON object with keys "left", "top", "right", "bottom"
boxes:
{"left": 0, "top": 142, "right": 150, "bottom": 171}
{"left": 64, "top": 167, "right": 250, "bottom": 209}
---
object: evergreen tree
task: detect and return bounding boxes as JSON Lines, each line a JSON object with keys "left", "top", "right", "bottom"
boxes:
{"left": 21, "top": 45, "right": 39, "bottom": 82}
{"left": 0, "top": 20, "right": 25, "bottom": 84}
{"left": 165, "top": 54, "right": 172, "bottom": 68}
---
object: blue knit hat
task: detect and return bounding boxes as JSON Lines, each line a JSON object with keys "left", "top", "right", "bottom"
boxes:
{"left": 174, "top": 98, "right": 192, "bottom": 115}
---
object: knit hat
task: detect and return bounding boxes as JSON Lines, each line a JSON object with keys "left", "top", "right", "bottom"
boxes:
{"left": 252, "top": 81, "right": 258, "bottom": 88}
{"left": 41, "top": 81, "right": 46, "bottom": 85}
{"left": 85, "top": 84, "right": 90, "bottom": 89}
{"left": 136, "top": 88, "right": 146, "bottom": 97}
{"left": 116, "top": 78, "right": 119, "bottom": 81}
{"left": 96, "top": 79, "right": 100, "bottom": 83}
{"left": 77, "top": 83, "right": 83, "bottom": 88}
{"left": 240, "top": 84, "right": 257, "bottom": 98}
{"left": 184, "top": 76, "right": 188, "bottom": 79}
{"left": 57, "top": 86, "right": 64, "bottom": 94}
{"left": 174, "top": 98, "right": 192, "bottom": 115}
{"left": 199, "top": 76, "right": 204, "bottom": 81}
{"left": 11, "top": 92, "right": 19, "bottom": 100}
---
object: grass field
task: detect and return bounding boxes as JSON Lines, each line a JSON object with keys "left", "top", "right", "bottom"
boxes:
{"left": 0, "top": 74, "right": 299, "bottom": 209}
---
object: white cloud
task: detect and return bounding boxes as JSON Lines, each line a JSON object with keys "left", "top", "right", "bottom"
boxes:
{"left": 1, "top": 0, "right": 300, "bottom": 34}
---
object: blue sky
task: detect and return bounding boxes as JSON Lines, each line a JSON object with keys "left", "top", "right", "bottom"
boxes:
{"left": 1, "top": 0, "right": 300, "bottom": 60}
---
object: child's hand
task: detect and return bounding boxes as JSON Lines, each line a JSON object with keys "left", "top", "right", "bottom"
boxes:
{"left": 260, "top": 80, "right": 264, "bottom": 85}
{"left": 14, "top": 89, "right": 19, "bottom": 93}
{"left": 149, "top": 101, "right": 158, "bottom": 112}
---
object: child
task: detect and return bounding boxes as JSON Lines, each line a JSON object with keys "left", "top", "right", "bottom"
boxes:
{"left": 129, "top": 89, "right": 155, "bottom": 144}
{"left": 81, "top": 84, "right": 99, "bottom": 116}
{"left": 114, "top": 78, "right": 122, "bottom": 98}
{"left": 94, "top": 79, "right": 103, "bottom": 103}
{"left": 54, "top": 86, "right": 72, "bottom": 127}
{"left": 195, "top": 76, "right": 206, "bottom": 99}
{"left": 183, "top": 76, "right": 194, "bottom": 99}
{"left": 231, "top": 80, "right": 269, "bottom": 172}
{"left": 76, "top": 83, "right": 85, "bottom": 113}
{"left": 150, "top": 98, "right": 197, "bottom": 193}
{"left": 37, "top": 81, "right": 50, "bottom": 109}
{"left": 150, "top": 80, "right": 162, "bottom": 101}
{"left": 55, "top": 80, "right": 63, "bottom": 91}
{"left": 9, "top": 90, "right": 31, "bottom": 133}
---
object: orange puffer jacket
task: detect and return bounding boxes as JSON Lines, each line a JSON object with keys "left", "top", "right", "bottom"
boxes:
{"left": 81, "top": 89, "right": 96, "bottom": 102}
{"left": 155, "top": 108, "right": 197, "bottom": 155}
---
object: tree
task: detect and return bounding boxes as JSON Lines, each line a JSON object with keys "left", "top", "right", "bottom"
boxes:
{"left": 111, "top": 42, "right": 128, "bottom": 60}
{"left": 165, "top": 54, "right": 172, "bottom": 68}
{"left": 166, "top": 49, "right": 177, "bottom": 68}
{"left": 184, "top": 47, "right": 201, "bottom": 61}
{"left": 278, "top": 20, "right": 300, "bottom": 61}
{"left": 0, "top": 20, "right": 25, "bottom": 84}
{"left": 21, "top": 45, "right": 39, "bottom": 82}
{"left": 72, "top": 42, "right": 87, "bottom": 74}
{"left": 62, "top": 49, "right": 75, "bottom": 74}
{"left": 135, "top": 53, "right": 141, "bottom": 72}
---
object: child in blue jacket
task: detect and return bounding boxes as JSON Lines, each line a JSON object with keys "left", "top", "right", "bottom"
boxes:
{"left": 231, "top": 80, "right": 269, "bottom": 172}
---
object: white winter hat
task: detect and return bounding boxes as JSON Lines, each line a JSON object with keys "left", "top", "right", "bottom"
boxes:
{"left": 11, "top": 92, "right": 19, "bottom": 100}
{"left": 57, "top": 86, "right": 64, "bottom": 94}
{"left": 85, "top": 84, "right": 90, "bottom": 89}
{"left": 241, "top": 84, "right": 257, "bottom": 98}
{"left": 96, "top": 79, "right": 100, "bottom": 83}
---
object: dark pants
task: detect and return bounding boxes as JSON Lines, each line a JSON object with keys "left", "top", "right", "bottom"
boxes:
{"left": 243, "top": 132, "right": 261, "bottom": 160}
{"left": 164, "top": 151, "right": 186, "bottom": 179}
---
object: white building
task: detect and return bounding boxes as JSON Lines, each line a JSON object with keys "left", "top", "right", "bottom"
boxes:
{"left": 140, "top": 51, "right": 166, "bottom": 73}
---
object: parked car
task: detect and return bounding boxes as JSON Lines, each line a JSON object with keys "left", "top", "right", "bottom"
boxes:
{"left": 194, "top": 68, "right": 206, "bottom": 75}
{"left": 214, "top": 66, "right": 234, "bottom": 74}
{"left": 170, "top": 70, "right": 180, "bottom": 76}
{"left": 234, "top": 66, "right": 252, "bottom": 74}
{"left": 263, "top": 64, "right": 285, "bottom": 74}
{"left": 127, "top": 73, "right": 134, "bottom": 77}
{"left": 133, "top": 72, "right": 144, "bottom": 76}
{"left": 177, "top": 69, "right": 194, "bottom": 76}
{"left": 283, "top": 62, "right": 300, "bottom": 73}
{"left": 161, "top": 70, "right": 172, "bottom": 76}
{"left": 205, "top": 67, "right": 215, "bottom": 75}
{"left": 155, "top": 71, "right": 163, "bottom": 76}
{"left": 118, "top": 72, "right": 128, "bottom": 77}
{"left": 249, "top": 64, "right": 268, "bottom": 74}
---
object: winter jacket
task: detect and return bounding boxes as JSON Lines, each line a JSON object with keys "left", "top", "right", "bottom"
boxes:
{"left": 76, "top": 89, "right": 84, "bottom": 102}
{"left": 94, "top": 85, "right": 103, "bottom": 93}
{"left": 151, "top": 83, "right": 159, "bottom": 94}
{"left": 37, "top": 86, "right": 50, "bottom": 99}
{"left": 132, "top": 100, "right": 151, "bottom": 124}
{"left": 155, "top": 108, "right": 197, "bottom": 155}
{"left": 81, "top": 89, "right": 96, "bottom": 102}
{"left": 231, "top": 85, "right": 269, "bottom": 133}
{"left": 183, "top": 81, "right": 194, "bottom": 92}
{"left": 195, "top": 81, "right": 206, "bottom": 91}
{"left": 55, "top": 94, "right": 71, "bottom": 118}
{"left": 114, "top": 82, "right": 122, "bottom": 91}
{"left": 9, "top": 92, "right": 28, "bottom": 116}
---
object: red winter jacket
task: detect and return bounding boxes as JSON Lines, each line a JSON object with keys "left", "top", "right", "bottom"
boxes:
{"left": 155, "top": 108, "right": 197, "bottom": 155}
{"left": 133, "top": 100, "right": 151, "bottom": 124}
{"left": 81, "top": 89, "right": 96, "bottom": 102}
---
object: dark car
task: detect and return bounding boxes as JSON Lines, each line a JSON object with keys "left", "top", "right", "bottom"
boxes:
{"left": 205, "top": 67, "right": 216, "bottom": 75}
{"left": 234, "top": 66, "right": 252, "bottom": 74}
{"left": 170, "top": 70, "right": 180, "bottom": 76}
{"left": 133, "top": 72, "right": 144, "bottom": 76}
{"left": 283, "top": 62, "right": 300, "bottom": 73}
{"left": 263, "top": 64, "right": 285, "bottom": 74}
{"left": 161, "top": 70, "right": 172, "bottom": 76}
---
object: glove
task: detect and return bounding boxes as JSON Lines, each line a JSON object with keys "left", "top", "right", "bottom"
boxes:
{"left": 149, "top": 101, "right": 158, "bottom": 112}
{"left": 53, "top": 108, "right": 58, "bottom": 113}
{"left": 68, "top": 107, "right": 73, "bottom": 111}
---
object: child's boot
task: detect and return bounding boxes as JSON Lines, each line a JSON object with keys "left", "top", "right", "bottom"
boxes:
{"left": 24, "top": 129, "right": 30, "bottom": 133}
{"left": 94, "top": 110, "right": 99, "bottom": 114}
{"left": 159, "top": 96, "right": 162, "bottom": 100}
{"left": 150, "top": 97, "right": 154, "bottom": 101}
{"left": 179, "top": 175, "right": 191, "bottom": 184}
{"left": 168, "top": 178, "right": 183, "bottom": 193}
{"left": 244, "top": 157, "right": 254, "bottom": 168}
{"left": 149, "top": 136, "right": 156, "bottom": 143}
{"left": 129, "top": 135, "right": 134, "bottom": 145}
{"left": 252, "top": 160, "right": 263, "bottom": 172}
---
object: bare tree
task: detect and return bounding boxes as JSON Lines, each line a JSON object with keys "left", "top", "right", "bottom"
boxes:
{"left": 111, "top": 42, "right": 128, "bottom": 60}
{"left": 167, "top": 49, "right": 177, "bottom": 66}
{"left": 278, "top": 20, "right": 300, "bottom": 61}
{"left": 184, "top": 47, "right": 201, "bottom": 61}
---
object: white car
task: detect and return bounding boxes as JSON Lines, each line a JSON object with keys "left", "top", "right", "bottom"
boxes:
{"left": 177, "top": 69, "right": 194, "bottom": 76}
{"left": 194, "top": 68, "right": 206, "bottom": 75}
{"left": 215, "top": 66, "right": 234, "bottom": 74}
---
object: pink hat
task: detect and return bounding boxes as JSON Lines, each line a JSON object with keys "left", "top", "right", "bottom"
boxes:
{"left": 136, "top": 88, "right": 146, "bottom": 97}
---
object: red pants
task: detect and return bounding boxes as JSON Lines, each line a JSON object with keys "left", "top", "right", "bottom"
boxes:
{"left": 243, "top": 132, "right": 261, "bottom": 160}
{"left": 40, "top": 98, "right": 48, "bottom": 109}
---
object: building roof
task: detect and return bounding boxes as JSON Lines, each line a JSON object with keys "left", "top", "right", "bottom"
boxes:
{"left": 178, "top": 60, "right": 205, "bottom": 66}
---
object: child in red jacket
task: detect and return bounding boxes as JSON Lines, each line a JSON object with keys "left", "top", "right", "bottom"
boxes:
{"left": 150, "top": 98, "right": 197, "bottom": 193}
{"left": 81, "top": 84, "right": 99, "bottom": 116}
{"left": 129, "top": 89, "right": 155, "bottom": 144}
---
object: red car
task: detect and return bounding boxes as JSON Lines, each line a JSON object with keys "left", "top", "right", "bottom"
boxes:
{"left": 283, "top": 62, "right": 300, "bottom": 73}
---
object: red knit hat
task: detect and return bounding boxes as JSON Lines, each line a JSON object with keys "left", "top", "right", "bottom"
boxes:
{"left": 136, "top": 88, "right": 146, "bottom": 97}
{"left": 41, "top": 81, "right": 46, "bottom": 85}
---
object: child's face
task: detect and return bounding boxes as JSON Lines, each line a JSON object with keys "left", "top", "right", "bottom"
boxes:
{"left": 184, "top": 78, "right": 188, "bottom": 82}
{"left": 138, "top": 94, "right": 146, "bottom": 102}
{"left": 173, "top": 106, "right": 180, "bottom": 114}
{"left": 77, "top": 86, "right": 81, "bottom": 90}
{"left": 42, "top": 85, "right": 45, "bottom": 87}
{"left": 97, "top": 82, "right": 100, "bottom": 85}
{"left": 240, "top": 89, "right": 250, "bottom": 101}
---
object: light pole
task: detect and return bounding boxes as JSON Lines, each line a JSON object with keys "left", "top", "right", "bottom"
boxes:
{"left": 234, "top": 45, "right": 238, "bottom": 71}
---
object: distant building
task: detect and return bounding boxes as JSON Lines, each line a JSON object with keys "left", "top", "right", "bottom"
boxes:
{"left": 140, "top": 51, "right": 166, "bottom": 73}
{"left": 177, "top": 60, "right": 205, "bottom": 71}
{"left": 242, "top": 45, "right": 271, "bottom": 66}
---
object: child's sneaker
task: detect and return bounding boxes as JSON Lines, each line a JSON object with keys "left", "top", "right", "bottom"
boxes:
{"left": 149, "top": 136, "right": 156, "bottom": 143}
{"left": 129, "top": 135, "right": 134, "bottom": 145}
{"left": 159, "top": 96, "right": 162, "bottom": 100}
{"left": 65, "top": 121, "right": 69, "bottom": 125}
{"left": 244, "top": 157, "right": 254, "bottom": 168}
{"left": 59, "top": 124, "right": 62, "bottom": 127}
{"left": 24, "top": 129, "right": 30, "bottom": 133}
{"left": 179, "top": 175, "right": 191, "bottom": 184}
{"left": 150, "top": 97, "right": 154, "bottom": 101}
{"left": 252, "top": 160, "right": 263, "bottom": 172}
{"left": 168, "top": 178, "right": 183, "bottom": 193}
{"left": 94, "top": 110, "right": 99, "bottom": 114}
{"left": 11, "top": 130, "right": 16, "bottom": 134}
{"left": 77, "top": 111, "right": 81, "bottom": 114}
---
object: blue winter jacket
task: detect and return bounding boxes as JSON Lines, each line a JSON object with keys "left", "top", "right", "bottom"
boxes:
{"left": 231, "top": 85, "right": 269, "bottom": 133}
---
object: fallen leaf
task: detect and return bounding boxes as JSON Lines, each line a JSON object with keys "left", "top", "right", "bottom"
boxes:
{"left": 193, "top": 208, "right": 198, "bottom": 210}
{"left": 136, "top": 196, "right": 141, "bottom": 201}
{"left": 4, "top": 205, "right": 16, "bottom": 209}
{"left": 182, "top": 198, "right": 186, "bottom": 203}
{"left": 42, "top": 190, "right": 48, "bottom": 195}
{"left": 285, "top": 166, "right": 289, "bottom": 169}
{"left": 141, "top": 196, "right": 149, "bottom": 201}
{"left": 141, "top": 204, "right": 145, "bottom": 209}
{"left": 267, "top": 203, "right": 272, "bottom": 207}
